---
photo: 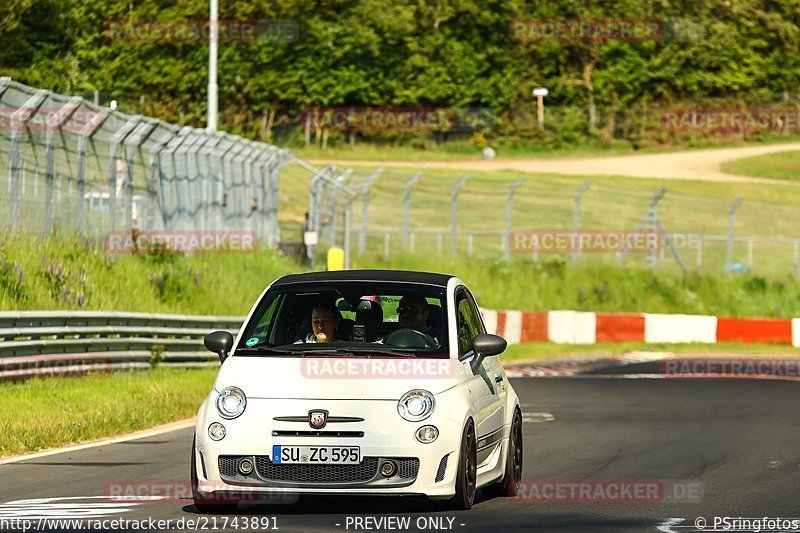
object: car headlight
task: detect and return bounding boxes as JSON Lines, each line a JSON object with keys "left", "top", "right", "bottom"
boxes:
{"left": 216, "top": 386, "right": 247, "bottom": 419}
{"left": 397, "top": 389, "right": 435, "bottom": 422}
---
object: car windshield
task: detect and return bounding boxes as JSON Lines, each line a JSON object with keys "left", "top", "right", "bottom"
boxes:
{"left": 235, "top": 281, "right": 448, "bottom": 356}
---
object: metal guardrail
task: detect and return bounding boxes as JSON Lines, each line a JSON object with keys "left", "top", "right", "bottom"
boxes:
{"left": 0, "top": 311, "right": 244, "bottom": 380}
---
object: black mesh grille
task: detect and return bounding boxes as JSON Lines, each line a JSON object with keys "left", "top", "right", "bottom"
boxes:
{"left": 218, "top": 456, "right": 237, "bottom": 477}
{"left": 254, "top": 456, "right": 379, "bottom": 483}
{"left": 397, "top": 458, "right": 420, "bottom": 479}
{"left": 435, "top": 454, "right": 449, "bottom": 482}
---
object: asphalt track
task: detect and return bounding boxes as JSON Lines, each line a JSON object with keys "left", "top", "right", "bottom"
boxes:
{"left": 2, "top": 375, "right": 799, "bottom": 533}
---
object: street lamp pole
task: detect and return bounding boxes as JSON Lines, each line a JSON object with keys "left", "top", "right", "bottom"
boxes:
{"left": 207, "top": 0, "right": 218, "bottom": 131}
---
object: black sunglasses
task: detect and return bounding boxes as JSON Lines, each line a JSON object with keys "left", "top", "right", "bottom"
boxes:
{"left": 396, "top": 306, "right": 420, "bottom": 315}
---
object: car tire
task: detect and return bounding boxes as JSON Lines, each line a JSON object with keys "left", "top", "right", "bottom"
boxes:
{"left": 485, "top": 408, "right": 523, "bottom": 498}
{"left": 191, "top": 437, "right": 239, "bottom": 514}
{"left": 450, "top": 420, "right": 477, "bottom": 510}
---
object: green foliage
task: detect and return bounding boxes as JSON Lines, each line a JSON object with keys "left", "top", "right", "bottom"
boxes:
{"left": 3, "top": 0, "right": 800, "bottom": 149}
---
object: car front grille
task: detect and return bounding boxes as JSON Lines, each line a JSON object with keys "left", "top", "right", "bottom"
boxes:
{"left": 254, "top": 456, "right": 379, "bottom": 483}
{"left": 218, "top": 456, "right": 237, "bottom": 477}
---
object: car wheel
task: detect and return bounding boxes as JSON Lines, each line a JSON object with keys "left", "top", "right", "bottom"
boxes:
{"left": 191, "top": 437, "right": 238, "bottom": 514}
{"left": 450, "top": 420, "right": 477, "bottom": 510}
{"left": 485, "top": 408, "right": 523, "bottom": 498}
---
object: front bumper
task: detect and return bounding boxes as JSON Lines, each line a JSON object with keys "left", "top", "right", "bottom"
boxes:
{"left": 195, "top": 398, "right": 466, "bottom": 499}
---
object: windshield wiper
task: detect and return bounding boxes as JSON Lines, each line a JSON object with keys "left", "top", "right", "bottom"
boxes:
{"left": 296, "top": 347, "right": 418, "bottom": 358}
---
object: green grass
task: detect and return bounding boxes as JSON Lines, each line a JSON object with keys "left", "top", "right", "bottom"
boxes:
{"left": 0, "top": 368, "right": 217, "bottom": 457}
{"left": 721, "top": 151, "right": 800, "bottom": 181}
{"left": 352, "top": 254, "right": 800, "bottom": 318}
{"left": 293, "top": 137, "right": 800, "bottom": 162}
{"left": 0, "top": 232, "right": 301, "bottom": 315}
{"left": 501, "top": 342, "right": 800, "bottom": 363}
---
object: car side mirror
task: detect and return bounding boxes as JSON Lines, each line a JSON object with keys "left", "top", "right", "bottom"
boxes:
{"left": 469, "top": 333, "right": 507, "bottom": 373}
{"left": 204, "top": 330, "right": 234, "bottom": 363}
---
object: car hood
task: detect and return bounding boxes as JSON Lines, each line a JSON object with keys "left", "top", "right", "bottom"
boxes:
{"left": 213, "top": 355, "right": 460, "bottom": 400}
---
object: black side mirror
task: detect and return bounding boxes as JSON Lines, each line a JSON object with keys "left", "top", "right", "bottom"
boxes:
{"left": 469, "top": 333, "right": 507, "bottom": 373}
{"left": 204, "top": 330, "right": 234, "bottom": 363}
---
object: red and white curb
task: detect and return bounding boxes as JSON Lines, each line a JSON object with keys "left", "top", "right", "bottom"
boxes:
{"left": 481, "top": 309, "right": 800, "bottom": 347}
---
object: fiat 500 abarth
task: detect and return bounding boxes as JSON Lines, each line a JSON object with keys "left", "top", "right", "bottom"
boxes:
{"left": 192, "top": 270, "right": 523, "bottom": 512}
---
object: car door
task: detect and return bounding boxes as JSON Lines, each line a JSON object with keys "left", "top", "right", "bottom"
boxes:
{"left": 456, "top": 287, "right": 505, "bottom": 466}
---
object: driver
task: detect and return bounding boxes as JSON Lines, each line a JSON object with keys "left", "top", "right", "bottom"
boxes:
{"left": 295, "top": 303, "right": 341, "bottom": 343}
{"left": 397, "top": 294, "right": 440, "bottom": 344}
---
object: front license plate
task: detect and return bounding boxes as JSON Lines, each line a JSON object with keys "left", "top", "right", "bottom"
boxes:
{"left": 272, "top": 445, "right": 361, "bottom": 464}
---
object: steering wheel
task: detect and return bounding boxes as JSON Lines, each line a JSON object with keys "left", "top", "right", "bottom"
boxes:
{"left": 384, "top": 328, "right": 437, "bottom": 349}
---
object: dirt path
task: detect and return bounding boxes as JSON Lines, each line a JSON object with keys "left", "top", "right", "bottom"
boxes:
{"left": 318, "top": 142, "right": 800, "bottom": 184}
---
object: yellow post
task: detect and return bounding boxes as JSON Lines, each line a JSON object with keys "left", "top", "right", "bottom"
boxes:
{"left": 327, "top": 248, "right": 344, "bottom": 270}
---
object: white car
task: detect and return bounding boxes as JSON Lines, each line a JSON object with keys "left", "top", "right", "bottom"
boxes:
{"left": 192, "top": 270, "right": 523, "bottom": 512}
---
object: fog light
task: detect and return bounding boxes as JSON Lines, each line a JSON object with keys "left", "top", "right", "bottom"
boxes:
{"left": 208, "top": 422, "right": 226, "bottom": 441}
{"left": 238, "top": 459, "right": 254, "bottom": 475}
{"left": 380, "top": 461, "right": 397, "bottom": 477}
{"left": 415, "top": 425, "right": 439, "bottom": 443}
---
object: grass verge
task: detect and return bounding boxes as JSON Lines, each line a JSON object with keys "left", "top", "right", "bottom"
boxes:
{"left": 720, "top": 150, "right": 800, "bottom": 181}
{"left": 501, "top": 342, "right": 800, "bottom": 363}
{"left": 0, "top": 368, "right": 217, "bottom": 458}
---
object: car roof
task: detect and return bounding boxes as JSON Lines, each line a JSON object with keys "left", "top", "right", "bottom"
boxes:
{"left": 272, "top": 270, "right": 454, "bottom": 287}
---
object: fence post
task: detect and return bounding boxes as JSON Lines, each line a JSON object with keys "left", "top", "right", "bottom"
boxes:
{"left": 328, "top": 168, "right": 352, "bottom": 246}
{"left": 402, "top": 172, "right": 422, "bottom": 248}
{"left": 451, "top": 176, "right": 469, "bottom": 254}
{"left": 505, "top": 178, "right": 524, "bottom": 259}
{"left": 359, "top": 168, "right": 384, "bottom": 255}
{"left": 8, "top": 89, "right": 48, "bottom": 234}
{"left": 43, "top": 97, "right": 82, "bottom": 236}
{"left": 107, "top": 115, "right": 143, "bottom": 233}
{"left": 572, "top": 180, "right": 591, "bottom": 265}
{"left": 726, "top": 198, "right": 743, "bottom": 273}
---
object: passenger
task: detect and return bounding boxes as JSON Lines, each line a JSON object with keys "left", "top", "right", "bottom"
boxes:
{"left": 397, "top": 294, "right": 440, "bottom": 344}
{"left": 296, "top": 303, "right": 341, "bottom": 343}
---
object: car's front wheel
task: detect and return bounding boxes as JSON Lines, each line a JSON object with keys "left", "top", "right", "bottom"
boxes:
{"left": 485, "top": 408, "right": 523, "bottom": 498}
{"left": 449, "top": 420, "right": 477, "bottom": 510}
{"left": 191, "top": 438, "right": 238, "bottom": 514}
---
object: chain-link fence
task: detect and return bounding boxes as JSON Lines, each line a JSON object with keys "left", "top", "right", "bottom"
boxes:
{"left": 0, "top": 77, "right": 308, "bottom": 245}
{"left": 302, "top": 168, "right": 800, "bottom": 279}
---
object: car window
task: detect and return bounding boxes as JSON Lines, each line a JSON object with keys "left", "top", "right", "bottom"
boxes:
{"left": 236, "top": 281, "right": 449, "bottom": 356}
{"left": 456, "top": 291, "right": 480, "bottom": 357}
